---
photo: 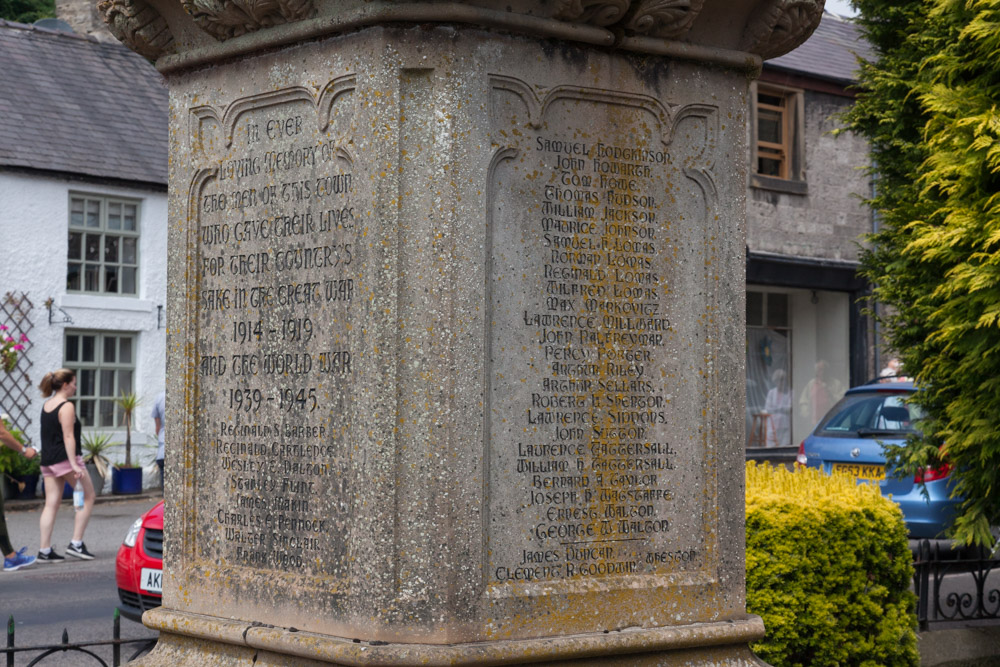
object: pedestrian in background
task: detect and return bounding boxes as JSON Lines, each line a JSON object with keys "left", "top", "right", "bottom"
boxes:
{"left": 151, "top": 391, "right": 165, "bottom": 489}
{"left": 0, "top": 418, "right": 36, "bottom": 571}
{"left": 37, "top": 368, "right": 96, "bottom": 562}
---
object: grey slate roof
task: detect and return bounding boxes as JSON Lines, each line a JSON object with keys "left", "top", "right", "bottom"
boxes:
{"left": 766, "top": 11, "right": 874, "bottom": 85}
{"left": 0, "top": 19, "right": 167, "bottom": 186}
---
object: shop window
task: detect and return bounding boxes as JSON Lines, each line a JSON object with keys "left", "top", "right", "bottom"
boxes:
{"left": 746, "top": 291, "right": 792, "bottom": 448}
{"left": 64, "top": 331, "right": 135, "bottom": 427}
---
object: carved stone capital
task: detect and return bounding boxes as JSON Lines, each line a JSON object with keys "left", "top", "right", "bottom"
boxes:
{"left": 741, "top": 0, "right": 825, "bottom": 60}
{"left": 624, "top": 0, "right": 705, "bottom": 39}
{"left": 98, "top": 0, "right": 175, "bottom": 60}
{"left": 100, "top": 0, "right": 824, "bottom": 72}
{"left": 181, "top": 0, "right": 315, "bottom": 41}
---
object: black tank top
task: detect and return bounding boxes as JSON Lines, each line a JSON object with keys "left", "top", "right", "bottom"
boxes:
{"left": 40, "top": 401, "right": 81, "bottom": 466}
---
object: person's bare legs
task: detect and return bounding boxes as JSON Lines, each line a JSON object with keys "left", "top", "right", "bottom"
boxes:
{"left": 38, "top": 476, "right": 63, "bottom": 550}
{"left": 71, "top": 471, "right": 95, "bottom": 542}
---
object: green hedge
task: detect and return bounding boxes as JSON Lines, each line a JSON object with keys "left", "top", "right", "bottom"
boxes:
{"left": 746, "top": 462, "right": 918, "bottom": 667}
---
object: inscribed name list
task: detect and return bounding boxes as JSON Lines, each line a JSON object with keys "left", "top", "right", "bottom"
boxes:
{"left": 192, "top": 94, "right": 357, "bottom": 577}
{"left": 488, "top": 86, "right": 714, "bottom": 589}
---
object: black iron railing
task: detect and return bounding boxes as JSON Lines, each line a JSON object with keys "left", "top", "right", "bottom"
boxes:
{"left": 913, "top": 539, "right": 1000, "bottom": 630}
{"left": 4, "top": 610, "right": 156, "bottom": 666}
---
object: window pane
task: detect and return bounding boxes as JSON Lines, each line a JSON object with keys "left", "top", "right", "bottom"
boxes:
{"left": 758, "top": 157, "right": 782, "bottom": 177}
{"left": 105, "top": 266, "right": 119, "bottom": 293}
{"left": 759, "top": 93, "right": 784, "bottom": 107}
{"left": 118, "top": 369, "right": 133, "bottom": 394}
{"left": 78, "top": 368, "right": 95, "bottom": 394}
{"left": 122, "top": 267, "right": 136, "bottom": 295}
{"left": 78, "top": 399, "right": 95, "bottom": 427}
{"left": 747, "top": 291, "right": 764, "bottom": 327}
{"left": 86, "top": 200, "right": 100, "bottom": 227}
{"left": 758, "top": 109, "right": 782, "bottom": 144}
{"left": 85, "top": 264, "right": 100, "bottom": 292}
{"left": 65, "top": 335, "right": 79, "bottom": 362}
{"left": 68, "top": 232, "right": 82, "bottom": 259}
{"left": 119, "top": 337, "right": 132, "bottom": 364}
{"left": 103, "top": 336, "right": 117, "bottom": 363}
{"left": 124, "top": 204, "right": 137, "bottom": 231}
{"left": 85, "top": 234, "right": 100, "bottom": 261}
{"left": 108, "top": 202, "right": 121, "bottom": 230}
{"left": 104, "top": 235, "right": 119, "bottom": 263}
{"left": 100, "top": 369, "right": 115, "bottom": 397}
{"left": 122, "top": 237, "right": 136, "bottom": 264}
{"left": 81, "top": 336, "right": 96, "bottom": 363}
{"left": 70, "top": 198, "right": 84, "bottom": 227}
{"left": 67, "top": 263, "right": 81, "bottom": 291}
{"left": 767, "top": 293, "right": 789, "bottom": 328}
{"left": 99, "top": 399, "right": 115, "bottom": 427}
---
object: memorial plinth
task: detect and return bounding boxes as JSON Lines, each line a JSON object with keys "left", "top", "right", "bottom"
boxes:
{"left": 105, "top": 1, "right": 824, "bottom": 664}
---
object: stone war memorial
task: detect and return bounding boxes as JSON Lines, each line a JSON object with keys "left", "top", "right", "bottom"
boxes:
{"left": 101, "top": 0, "right": 823, "bottom": 664}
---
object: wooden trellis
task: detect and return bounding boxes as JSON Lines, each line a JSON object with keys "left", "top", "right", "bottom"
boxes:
{"left": 0, "top": 291, "right": 35, "bottom": 441}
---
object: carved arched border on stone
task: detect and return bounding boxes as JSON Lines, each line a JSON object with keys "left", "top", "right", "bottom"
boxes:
{"left": 624, "top": 0, "right": 705, "bottom": 39}
{"left": 98, "top": 0, "right": 176, "bottom": 61}
{"left": 189, "top": 87, "right": 314, "bottom": 155}
{"left": 481, "top": 144, "right": 521, "bottom": 591}
{"left": 180, "top": 166, "right": 216, "bottom": 563}
{"left": 741, "top": 0, "right": 824, "bottom": 61}
{"left": 181, "top": 0, "right": 315, "bottom": 42}
{"left": 189, "top": 79, "right": 357, "bottom": 163}
{"left": 673, "top": 102, "right": 719, "bottom": 204}
{"left": 488, "top": 74, "right": 718, "bottom": 203}
{"left": 318, "top": 75, "right": 357, "bottom": 134}
{"left": 490, "top": 75, "right": 678, "bottom": 144}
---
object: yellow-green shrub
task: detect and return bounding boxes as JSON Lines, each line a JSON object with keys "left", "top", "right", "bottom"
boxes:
{"left": 746, "top": 462, "right": 918, "bottom": 667}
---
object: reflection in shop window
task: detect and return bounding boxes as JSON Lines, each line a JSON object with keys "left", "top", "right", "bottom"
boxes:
{"left": 746, "top": 291, "right": 791, "bottom": 447}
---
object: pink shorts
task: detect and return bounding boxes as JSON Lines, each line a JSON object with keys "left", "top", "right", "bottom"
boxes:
{"left": 41, "top": 455, "right": 85, "bottom": 478}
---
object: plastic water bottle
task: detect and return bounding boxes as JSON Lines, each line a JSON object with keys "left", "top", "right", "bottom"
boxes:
{"left": 73, "top": 481, "right": 84, "bottom": 511}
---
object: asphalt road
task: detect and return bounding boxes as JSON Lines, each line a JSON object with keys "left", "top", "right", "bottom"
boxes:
{"left": 1, "top": 496, "right": 160, "bottom": 666}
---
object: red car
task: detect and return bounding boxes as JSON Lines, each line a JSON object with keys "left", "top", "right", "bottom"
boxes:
{"left": 116, "top": 500, "right": 163, "bottom": 622}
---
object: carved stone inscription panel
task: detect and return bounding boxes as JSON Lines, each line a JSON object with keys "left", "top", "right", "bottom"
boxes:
{"left": 487, "top": 77, "right": 720, "bottom": 593}
{"left": 187, "top": 80, "right": 358, "bottom": 587}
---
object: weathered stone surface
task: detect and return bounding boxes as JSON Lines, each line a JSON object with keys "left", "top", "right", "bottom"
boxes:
{"left": 110, "top": 1, "right": 823, "bottom": 664}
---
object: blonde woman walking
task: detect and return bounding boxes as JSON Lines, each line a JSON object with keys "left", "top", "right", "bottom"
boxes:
{"left": 37, "top": 368, "right": 95, "bottom": 562}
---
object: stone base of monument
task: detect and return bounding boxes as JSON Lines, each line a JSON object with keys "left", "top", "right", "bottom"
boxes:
{"left": 135, "top": 608, "right": 768, "bottom": 666}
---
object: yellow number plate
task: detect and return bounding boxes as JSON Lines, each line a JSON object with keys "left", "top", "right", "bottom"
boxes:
{"left": 833, "top": 463, "right": 885, "bottom": 481}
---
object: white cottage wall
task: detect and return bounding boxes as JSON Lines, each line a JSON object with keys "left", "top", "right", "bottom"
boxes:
{"left": 0, "top": 170, "right": 167, "bottom": 488}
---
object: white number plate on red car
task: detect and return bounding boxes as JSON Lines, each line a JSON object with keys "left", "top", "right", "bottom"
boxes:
{"left": 140, "top": 568, "right": 162, "bottom": 594}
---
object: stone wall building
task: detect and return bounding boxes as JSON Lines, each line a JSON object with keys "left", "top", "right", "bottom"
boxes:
{"left": 744, "top": 11, "right": 875, "bottom": 455}
{"left": 0, "top": 19, "right": 167, "bottom": 485}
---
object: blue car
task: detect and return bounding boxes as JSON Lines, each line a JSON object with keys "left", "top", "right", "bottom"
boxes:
{"left": 798, "top": 379, "right": 960, "bottom": 539}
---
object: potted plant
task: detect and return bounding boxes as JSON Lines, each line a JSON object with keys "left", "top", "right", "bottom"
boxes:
{"left": 8, "top": 450, "right": 40, "bottom": 500}
{"left": 0, "top": 418, "right": 38, "bottom": 500}
{"left": 111, "top": 391, "right": 143, "bottom": 495}
{"left": 82, "top": 431, "right": 114, "bottom": 496}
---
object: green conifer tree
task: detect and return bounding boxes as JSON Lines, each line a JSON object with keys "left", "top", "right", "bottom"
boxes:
{"left": 847, "top": 0, "right": 1000, "bottom": 546}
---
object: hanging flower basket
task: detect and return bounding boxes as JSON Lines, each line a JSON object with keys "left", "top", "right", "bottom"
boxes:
{"left": 0, "top": 326, "right": 28, "bottom": 373}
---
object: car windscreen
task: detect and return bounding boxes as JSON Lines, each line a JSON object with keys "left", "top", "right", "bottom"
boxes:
{"left": 814, "top": 391, "right": 924, "bottom": 437}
